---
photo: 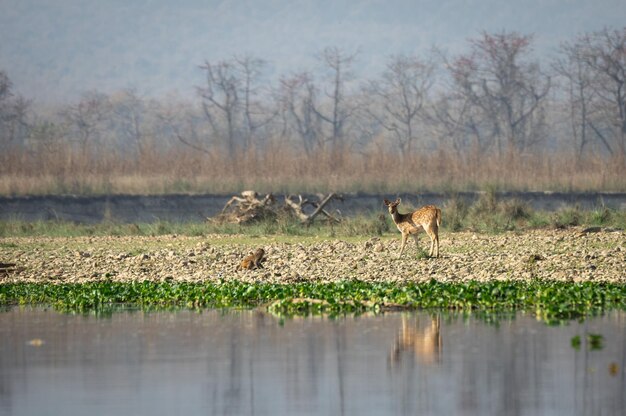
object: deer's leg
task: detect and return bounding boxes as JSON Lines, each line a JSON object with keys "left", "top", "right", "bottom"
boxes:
{"left": 426, "top": 229, "right": 436, "bottom": 257}
{"left": 411, "top": 233, "right": 421, "bottom": 252}
{"left": 398, "top": 232, "right": 408, "bottom": 258}
{"left": 429, "top": 236, "right": 435, "bottom": 257}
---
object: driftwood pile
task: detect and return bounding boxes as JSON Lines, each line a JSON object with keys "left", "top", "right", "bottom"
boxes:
{"left": 211, "top": 191, "right": 342, "bottom": 225}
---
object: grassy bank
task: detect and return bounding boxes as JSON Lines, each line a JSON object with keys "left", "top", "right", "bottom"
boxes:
{"left": 1, "top": 194, "right": 625, "bottom": 238}
{"left": 2, "top": 280, "right": 625, "bottom": 324}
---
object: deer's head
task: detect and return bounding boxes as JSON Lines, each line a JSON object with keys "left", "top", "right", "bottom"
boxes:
{"left": 383, "top": 198, "right": 401, "bottom": 215}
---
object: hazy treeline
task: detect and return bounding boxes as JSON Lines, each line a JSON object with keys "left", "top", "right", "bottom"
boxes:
{"left": 1, "top": 28, "right": 625, "bottom": 195}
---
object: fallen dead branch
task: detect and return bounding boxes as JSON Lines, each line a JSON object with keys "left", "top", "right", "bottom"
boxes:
{"left": 284, "top": 193, "right": 343, "bottom": 225}
{"left": 211, "top": 191, "right": 342, "bottom": 225}
{"left": 211, "top": 191, "right": 277, "bottom": 225}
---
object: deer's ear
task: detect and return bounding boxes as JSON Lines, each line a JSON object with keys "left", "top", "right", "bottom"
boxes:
{"left": 383, "top": 199, "right": 391, "bottom": 206}
{"left": 395, "top": 198, "right": 401, "bottom": 205}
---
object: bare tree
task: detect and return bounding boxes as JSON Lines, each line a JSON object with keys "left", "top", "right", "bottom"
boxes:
{"left": 197, "top": 56, "right": 274, "bottom": 160}
{"left": 314, "top": 47, "right": 359, "bottom": 165}
{"left": 366, "top": 55, "right": 434, "bottom": 159}
{"left": 25, "top": 119, "right": 66, "bottom": 173}
{"left": 0, "top": 70, "right": 29, "bottom": 152}
{"left": 278, "top": 72, "right": 322, "bottom": 155}
{"left": 198, "top": 60, "right": 241, "bottom": 160}
{"left": 235, "top": 55, "right": 276, "bottom": 150}
{"left": 554, "top": 39, "right": 597, "bottom": 161}
{"left": 110, "top": 89, "right": 149, "bottom": 159}
{"left": 429, "top": 89, "right": 480, "bottom": 158}
{"left": 576, "top": 28, "right": 626, "bottom": 161}
{"left": 62, "top": 91, "right": 111, "bottom": 160}
{"left": 156, "top": 96, "right": 209, "bottom": 156}
{"left": 446, "top": 32, "right": 551, "bottom": 157}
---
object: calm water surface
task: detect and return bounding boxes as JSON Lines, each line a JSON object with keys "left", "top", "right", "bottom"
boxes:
{"left": 1, "top": 307, "right": 625, "bottom": 416}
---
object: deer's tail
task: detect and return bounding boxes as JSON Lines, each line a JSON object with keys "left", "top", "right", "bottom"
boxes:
{"left": 436, "top": 208, "right": 442, "bottom": 227}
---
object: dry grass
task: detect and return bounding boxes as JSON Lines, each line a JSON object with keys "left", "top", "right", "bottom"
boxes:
{"left": 0, "top": 143, "right": 624, "bottom": 195}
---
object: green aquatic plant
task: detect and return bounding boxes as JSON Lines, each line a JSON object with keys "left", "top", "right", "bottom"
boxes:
{"left": 2, "top": 280, "right": 626, "bottom": 324}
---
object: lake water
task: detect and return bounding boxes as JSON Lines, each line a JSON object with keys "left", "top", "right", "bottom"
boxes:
{"left": 1, "top": 307, "right": 625, "bottom": 415}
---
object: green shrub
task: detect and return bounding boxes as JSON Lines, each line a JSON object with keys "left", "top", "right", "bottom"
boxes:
{"left": 551, "top": 207, "right": 581, "bottom": 229}
{"left": 473, "top": 187, "right": 500, "bottom": 213}
{"left": 501, "top": 199, "right": 532, "bottom": 221}
{"left": 443, "top": 195, "right": 469, "bottom": 231}
{"left": 590, "top": 207, "right": 612, "bottom": 225}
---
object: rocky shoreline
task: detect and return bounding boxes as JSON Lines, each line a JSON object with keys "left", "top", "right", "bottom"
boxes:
{"left": 1, "top": 228, "right": 625, "bottom": 284}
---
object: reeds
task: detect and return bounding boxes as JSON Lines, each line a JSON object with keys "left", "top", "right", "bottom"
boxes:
{"left": 0, "top": 142, "right": 624, "bottom": 195}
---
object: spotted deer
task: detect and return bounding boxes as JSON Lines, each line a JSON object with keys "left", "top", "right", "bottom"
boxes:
{"left": 383, "top": 198, "right": 441, "bottom": 258}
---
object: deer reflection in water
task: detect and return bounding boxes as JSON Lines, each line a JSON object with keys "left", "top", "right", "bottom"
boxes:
{"left": 389, "top": 314, "right": 442, "bottom": 367}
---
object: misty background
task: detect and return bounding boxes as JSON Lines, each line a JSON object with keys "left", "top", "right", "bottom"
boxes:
{"left": 2, "top": 0, "right": 624, "bottom": 104}
{"left": 0, "top": 0, "right": 625, "bottom": 195}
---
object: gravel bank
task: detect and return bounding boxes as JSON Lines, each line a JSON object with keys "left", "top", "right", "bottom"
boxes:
{"left": 1, "top": 228, "right": 625, "bottom": 284}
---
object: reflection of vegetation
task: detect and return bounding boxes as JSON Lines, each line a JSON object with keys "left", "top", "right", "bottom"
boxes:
{"left": 266, "top": 298, "right": 365, "bottom": 318}
{"left": 571, "top": 333, "right": 604, "bottom": 351}
{"left": 2, "top": 280, "right": 626, "bottom": 324}
{"left": 571, "top": 335, "right": 581, "bottom": 350}
{"left": 587, "top": 333, "right": 604, "bottom": 350}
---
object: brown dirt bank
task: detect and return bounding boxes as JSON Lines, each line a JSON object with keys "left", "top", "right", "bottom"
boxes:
{"left": 1, "top": 228, "right": 625, "bottom": 284}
